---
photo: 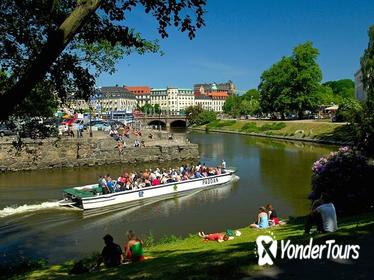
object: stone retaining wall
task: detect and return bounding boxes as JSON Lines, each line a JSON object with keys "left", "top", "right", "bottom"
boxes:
{"left": 0, "top": 137, "right": 199, "bottom": 172}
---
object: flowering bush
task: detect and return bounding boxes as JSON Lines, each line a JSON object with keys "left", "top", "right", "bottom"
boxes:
{"left": 311, "top": 146, "right": 374, "bottom": 215}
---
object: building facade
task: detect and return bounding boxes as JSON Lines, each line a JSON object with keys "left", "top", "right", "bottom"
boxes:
{"left": 150, "top": 87, "right": 194, "bottom": 115}
{"left": 355, "top": 70, "right": 367, "bottom": 101}
{"left": 194, "top": 80, "right": 236, "bottom": 96}
{"left": 124, "top": 86, "right": 151, "bottom": 107}
{"left": 97, "top": 86, "right": 137, "bottom": 112}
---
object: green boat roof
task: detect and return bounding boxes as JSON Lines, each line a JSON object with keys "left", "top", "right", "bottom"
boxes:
{"left": 64, "top": 186, "right": 101, "bottom": 198}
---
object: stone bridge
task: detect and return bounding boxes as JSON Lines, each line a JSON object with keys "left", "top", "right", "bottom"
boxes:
{"left": 135, "top": 115, "right": 188, "bottom": 128}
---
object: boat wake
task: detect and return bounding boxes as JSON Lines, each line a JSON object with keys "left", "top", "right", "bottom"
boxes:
{"left": 0, "top": 201, "right": 75, "bottom": 218}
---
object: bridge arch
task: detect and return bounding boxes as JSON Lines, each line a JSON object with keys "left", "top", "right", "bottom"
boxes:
{"left": 170, "top": 119, "right": 187, "bottom": 128}
{"left": 148, "top": 120, "right": 166, "bottom": 129}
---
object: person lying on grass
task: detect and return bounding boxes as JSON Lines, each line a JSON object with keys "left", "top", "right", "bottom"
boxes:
{"left": 198, "top": 232, "right": 234, "bottom": 242}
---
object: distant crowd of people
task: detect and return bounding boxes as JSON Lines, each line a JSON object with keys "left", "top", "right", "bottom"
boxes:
{"left": 97, "top": 160, "right": 227, "bottom": 194}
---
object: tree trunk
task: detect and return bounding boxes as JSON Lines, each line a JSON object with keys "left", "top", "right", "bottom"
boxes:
{"left": 0, "top": 0, "right": 101, "bottom": 120}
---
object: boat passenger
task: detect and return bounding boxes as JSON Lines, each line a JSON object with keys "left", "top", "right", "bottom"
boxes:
{"left": 250, "top": 207, "right": 269, "bottom": 229}
{"left": 194, "top": 170, "right": 203, "bottom": 178}
{"left": 216, "top": 167, "right": 222, "bottom": 175}
{"left": 221, "top": 159, "right": 226, "bottom": 170}
{"left": 106, "top": 175, "right": 115, "bottom": 193}
{"left": 99, "top": 175, "right": 110, "bottom": 194}
{"left": 151, "top": 176, "right": 161, "bottom": 186}
{"left": 124, "top": 230, "right": 144, "bottom": 262}
{"left": 96, "top": 234, "right": 123, "bottom": 268}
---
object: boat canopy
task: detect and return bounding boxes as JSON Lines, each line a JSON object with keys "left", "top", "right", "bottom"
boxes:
{"left": 64, "top": 186, "right": 100, "bottom": 198}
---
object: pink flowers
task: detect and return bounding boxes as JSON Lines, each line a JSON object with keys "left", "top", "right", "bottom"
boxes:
{"left": 312, "top": 146, "right": 353, "bottom": 175}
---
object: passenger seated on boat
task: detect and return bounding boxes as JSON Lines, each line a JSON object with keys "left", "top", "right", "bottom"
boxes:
{"left": 144, "top": 178, "right": 151, "bottom": 187}
{"left": 96, "top": 234, "right": 123, "bottom": 268}
{"left": 106, "top": 176, "right": 115, "bottom": 193}
{"left": 98, "top": 175, "right": 110, "bottom": 194}
{"left": 124, "top": 230, "right": 145, "bottom": 262}
{"left": 216, "top": 167, "right": 222, "bottom": 175}
{"left": 117, "top": 175, "right": 125, "bottom": 189}
{"left": 124, "top": 181, "right": 132, "bottom": 191}
{"left": 194, "top": 171, "right": 203, "bottom": 178}
{"left": 250, "top": 207, "right": 269, "bottom": 229}
{"left": 151, "top": 176, "right": 161, "bottom": 186}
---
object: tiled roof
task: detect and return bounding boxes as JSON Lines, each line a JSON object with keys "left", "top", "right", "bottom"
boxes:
{"left": 208, "top": 91, "right": 229, "bottom": 98}
{"left": 99, "top": 87, "right": 136, "bottom": 99}
{"left": 125, "top": 86, "right": 151, "bottom": 95}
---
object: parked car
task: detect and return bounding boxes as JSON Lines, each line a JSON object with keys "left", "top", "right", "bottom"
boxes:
{"left": 0, "top": 124, "right": 16, "bottom": 137}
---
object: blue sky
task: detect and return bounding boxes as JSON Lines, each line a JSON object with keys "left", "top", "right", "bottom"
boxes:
{"left": 96, "top": 0, "right": 374, "bottom": 91}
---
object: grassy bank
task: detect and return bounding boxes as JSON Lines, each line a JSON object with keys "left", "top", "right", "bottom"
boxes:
{"left": 192, "top": 119, "right": 354, "bottom": 144}
{"left": 16, "top": 212, "right": 374, "bottom": 280}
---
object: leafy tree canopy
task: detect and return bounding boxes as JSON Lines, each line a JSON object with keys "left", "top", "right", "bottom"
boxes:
{"left": 258, "top": 42, "right": 322, "bottom": 119}
{"left": 0, "top": 0, "right": 206, "bottom": 120}
{"left": 186, "top": 105, "right": 216, "bottom": 126}
{"left": 323, "top": 79, "right": 355, "bottom": 102}
{"left": 223, "top": 89, "right": 260, "bottom": 117}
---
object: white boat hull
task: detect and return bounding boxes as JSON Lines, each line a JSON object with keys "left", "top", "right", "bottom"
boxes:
{"left": 65, "top": 170, "right": 236, "bottom": 210}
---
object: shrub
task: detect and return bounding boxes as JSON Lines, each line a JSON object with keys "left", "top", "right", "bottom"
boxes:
{"left": 259, "top": 122, "right": 286, "bottom": 131}
{"left": 240, "top": 122, "right": 286, "bottom": 133}
{"left": 310, "top": 146, "right": 374, "bottom": 215}
{"left": 207, "top": 120, "right": 236, "bottom": 129}
{"left": 0, "top": 257, "right": 47, "bottom": 279}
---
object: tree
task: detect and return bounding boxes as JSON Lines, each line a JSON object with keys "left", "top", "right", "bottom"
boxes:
{"left": 353, "top": 25, "right": 374, "bottom": 156}
{"left": 185, "top": 105, "right": 216, "bottom": 125}
{"left": 239, "top": 89, "right": 260, "bottom": 116}
{"left": 154, "top": 104, "right": 161, "bottom": 114}
{"left": 0, "top": 1, "right": 206, "bottom": 120}
{"left": 223, "top": 95, "right": 241, "bottom": 117}
{"left": 323, "top": 79, "right": 355, "bottom": 104}
{"left": 258, "top": 42, "right": 322, "bottom": 119}
{"left": 259, "top": 56, "right": 295, "bottom": 119}
{"left": 186, "top": 105, "right": 203, "bottom": 124}
{"left": 140, "top": 103, "right": 154, "bottom": 115}
{"left": 335, "top": 98, "right": 362, "bottom": 122}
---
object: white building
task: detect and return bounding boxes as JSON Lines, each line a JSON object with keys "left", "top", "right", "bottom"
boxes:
{"left": 355, "top": 70, "right": 367, "bottom": 101}
{"left": 98, "top": 86, "right": 137, "bottom": 112}
{"left": 150, "top": 87, "right": 194, "bottom": 115}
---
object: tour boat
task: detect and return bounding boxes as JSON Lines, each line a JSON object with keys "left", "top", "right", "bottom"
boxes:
{"left": 59, "top": 169, "right": 237, "bottom": 210}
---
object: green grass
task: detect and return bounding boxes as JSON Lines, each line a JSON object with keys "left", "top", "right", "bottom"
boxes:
{"left": 16, "top": 212, "right": 374, "bottom": 280}
{"left": 206, "top": 120, "right": 237, "bottom": 129}
{"left": 196, "top": 120, "right": 353, "bottom": 143}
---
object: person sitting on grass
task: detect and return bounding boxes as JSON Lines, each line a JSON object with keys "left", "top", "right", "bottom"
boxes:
{"left": 198, "top": 231, "right": 233, "bottom": 242}
{"left": 304, "top": 193, "right": 338, "bottom": 234}
{"left": 266, "top": 204, "right": 280, "bottom": 225}
{"left": 250, "top": 207, "right": 269, "bottom": 229}
{"left": 124, "top": 230, "right": 145, "bottom": 262}
{"left": 96, "top": 234, "right": 123, "bottom": 269}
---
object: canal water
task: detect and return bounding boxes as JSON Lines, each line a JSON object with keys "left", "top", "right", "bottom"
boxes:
{"left": 0, "top": 131, "right": 336, "bottom": 264}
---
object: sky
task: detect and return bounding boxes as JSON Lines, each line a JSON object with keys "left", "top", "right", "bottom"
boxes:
{"left": 96, "top": 0, "right": 374, "bottom": 92}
